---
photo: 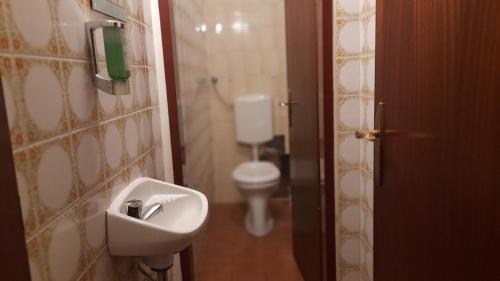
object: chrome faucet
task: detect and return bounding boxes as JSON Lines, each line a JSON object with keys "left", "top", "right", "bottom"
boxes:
{"left": 125, "top": 200, "right": 163, "bottom": 221}
{"left": 141, "top": 202, "right": 164, "bottom": 221}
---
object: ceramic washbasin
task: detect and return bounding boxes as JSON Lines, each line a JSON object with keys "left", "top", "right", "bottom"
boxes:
{"left": 107, "top": 177, "right": 208, "bottom": 269}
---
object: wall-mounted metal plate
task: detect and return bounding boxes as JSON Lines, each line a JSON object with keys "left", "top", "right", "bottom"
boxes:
{"left": 91, "top": 0, "right": 127, "bottom": 21}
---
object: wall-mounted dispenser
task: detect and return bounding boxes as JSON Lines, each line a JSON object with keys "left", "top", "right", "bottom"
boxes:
{"left": 86, "top": 20, "right": 130, "bottom": 95}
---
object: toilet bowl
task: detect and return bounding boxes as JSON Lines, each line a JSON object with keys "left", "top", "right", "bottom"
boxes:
{"left": 232, "top": 94, "right": 281, "bottom": 236}
{"left": 233, "top": 161, "right": 280, "bottom": 236}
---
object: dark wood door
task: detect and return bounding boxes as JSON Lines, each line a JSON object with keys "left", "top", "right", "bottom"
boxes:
{"left": 375, "top": 1, "right": 500, "bottom": 281}
{"left": 285, "top": 0, "right": 323, "bottom": 281}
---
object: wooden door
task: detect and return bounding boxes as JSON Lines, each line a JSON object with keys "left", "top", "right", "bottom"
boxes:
{"left": 285, "top": 0, "right": 324, "bottom": 280}
{"left": 375, "top": 1, "right": 500, "bottom": 280}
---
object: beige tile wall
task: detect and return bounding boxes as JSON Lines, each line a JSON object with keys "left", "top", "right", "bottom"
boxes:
{"left": 204, "top": 0, "right": 288, "bottom": 203}
{"left": 171, "top": 0, "right": 215, "bottom": 276}
{"left": 0, "top": 0, "right": 166, "bottom": 280}
{"left": 334, "top": 0, "right": 375, "bottom": 280}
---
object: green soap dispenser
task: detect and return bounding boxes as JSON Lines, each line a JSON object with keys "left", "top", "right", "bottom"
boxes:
{"left": 86, "top": 20, "right": 130, "bottom": 95}
{"left": 103, "top": 26, "right": 130, "bottom": 81}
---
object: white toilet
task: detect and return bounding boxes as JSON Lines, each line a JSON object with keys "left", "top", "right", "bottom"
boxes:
{"left": 232, "top": 95, "right": 281, "bottom": 237}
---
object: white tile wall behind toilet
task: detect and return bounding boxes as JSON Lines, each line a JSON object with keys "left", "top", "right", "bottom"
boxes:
{"left": 0, "top": 0, "right": 174, "bottom": 280}
{"left": 334, "top": 0, "right": 375, "bottom": 280}
{"left": 204, "top": 0, "right": 289, "bottom": 203}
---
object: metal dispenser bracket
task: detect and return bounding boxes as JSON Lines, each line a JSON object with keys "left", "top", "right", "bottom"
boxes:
{"left": 85, "top": 20, "right": 128, "bottom": 95}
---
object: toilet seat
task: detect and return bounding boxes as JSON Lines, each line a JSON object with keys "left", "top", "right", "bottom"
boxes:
{"left": 232, "top": 161, "right": 280, "bottom": 186}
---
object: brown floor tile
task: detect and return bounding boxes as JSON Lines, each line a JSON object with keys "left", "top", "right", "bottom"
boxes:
{"left": 198, "top": 200, "right": 304, "bottom": 281}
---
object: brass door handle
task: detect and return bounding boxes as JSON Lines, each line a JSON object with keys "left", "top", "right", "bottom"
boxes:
{"left": 354, "top": 130, "right": 380, "bottom": 142}
{"left": 279, "top": 101, "right": 299, "bottom": 107}
{"left": 355, "top": 102, "right": 384, "bottom": 187}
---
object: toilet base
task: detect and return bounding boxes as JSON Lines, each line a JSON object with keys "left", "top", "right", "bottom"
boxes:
{"left": 244, "top": 207, "right": 274, "bottom": 237}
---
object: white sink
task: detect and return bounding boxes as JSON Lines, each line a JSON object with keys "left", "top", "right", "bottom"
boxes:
{"left": 107, "top": 177, "right": 208, "bottom": 269}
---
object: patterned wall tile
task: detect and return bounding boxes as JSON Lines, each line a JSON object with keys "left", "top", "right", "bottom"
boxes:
{"left": 14, "top": 57, "right": 71, "bottom": 144}
{"left": 1, "top": 0, "right": 165, "bottom": 280}
{"left": 53, "top": 0, "right": 89, "bottom": 59}
{"left": 0, "top": 56, "right": 26, "bottom": 148}
{"left": 99, "top": 118, "right": 127, "bottom": 178}
{"left": 71, "top": 126, "right": 105, "bottom": 196}
{"left": 15, "top": 150, "right": 38, "bottom": 238}
{"left": 334, "top": 0, "right": 375, "bottom": 280}
{"left": 3, "top": 0, "right": 60, "bottom": 56}
{"left": 28, "top": 136, "right": 78, "bottom": 227}
{"left": 80, "top": 185, "right": 109, "bottom": 264}
{"left": 26, "top": 235, "right": 49, "bottom": 281}
{"left": 0, "top": 1, "right": 10, "bottom": 51}
{"left": 40, "top": 206, "right": 87, "bottom": 281}
{"left": 62, "top": 61, "right": 99, "bottom": 130}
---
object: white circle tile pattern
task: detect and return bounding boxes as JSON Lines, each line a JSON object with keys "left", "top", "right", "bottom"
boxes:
{"left": 25, "top": 64, "right": 63, "bottom": 131}
{"left": 148, "top": 69, "right": 158, "bottom": 104}
{"left": 366, "top": 215, "right": 374, "bottom": 246}
{"left": 341, "top": 238, "right": 361, "bottom": 265}
{"left": 129, "top": 165, "right": 142, "bottom": 181}
{"left": 366, "top": 100, "right": 375, "bottom": 130}
{"left": 140, "top": 113, "right": 152, "bottom": 148}
{"left": 17, "top": 173, "right": 30, "bottom": 221}
{"left": 145, "top": 29, "right": 155, "bottom": 65}
{"left": 365, "top": 178, "right": 374, "bottom": 210}
{"left": 11, "top": 0, "right": 52, "bottom": 48}
{"left": 340, "top": 99, "right": 361, "bottom": 128}
{"left": 38, "top": 145, "right": 73, "bottom": 210}
{"left": 93, "top": 253, "right": 114, "bottom": 281}
{"left": 367, "top": 15, "right": 376, "bottom": 50}
{"left": 340, "top": 170, "right": 362, "bottom": 199}
{"left": 85, "top": 197, "right": 106, "bottom": 249}
{"left": 151, "top": 109, "right": 160, "bottom": 143}
{"left": 126, "top": 0, "right": 139, "bottom": 15}
{"left": 338, "top": 0, "right": 363, "bottom": 13}
{"left": 48, "top": 218, "right": 81, "bottom": 281}
{"left": 125, "top": 118, "right": 139, "bottom": 158}
{"left": 142, "top": 0, "right": 152, "bottom": 25}
{"left": 340, "top": 60, "right": 364, "bottom": 92}
{"left": 3, "top": 80, "right": 15, "bottom": 129}
{"left": 339, "top": 21, "right": 365, "bottom": 54}
{"left": 366, "top": 58, "right": 375, "bottom": 92}
{"left": 98, "top": 92, "right": 117, "bottom": 114}
{"left": 340, "top": 204, "right": 361, "bottom": 232}
{"left": 154, "top": 148, "right": 163, "bottom": 179}
{"left": 29, "top": 259, "right": 43, "bottom": 281}
{"left": 120, "top": 72, "right": 134, "bottom": 110}
{"left": 134, "top": 70, "right": 147, "bottom": 107}
{"left": 367, "top": 252, "right": 374, "bottom": 280}
{"left": 342, "top": 271, "right": 361, "bottom": 281}
{"left": 366, "top": 142, "right": 374, "bottom": 172}
{"left": 130, "top": 24, "right": 144, "bottom": 62}
{"left": 69, "top": 65, "right": 95, "bottom": 121}
{"left": 104, "top": 123, "right": 122, "bottom": 169}
{"left": 144, "top": 154, "right": 154, "bottom": 177}
{"left": 77, "top": 134, "right": 101, "bottom": 187}
{"left": 109, "top": 177, "right": 126, "bottom": 201}
{"left": 340, "top": 136, "right": 360, "bottom": 164}
{"left": 58, "top": 0, "right": 86, "bottom": 53}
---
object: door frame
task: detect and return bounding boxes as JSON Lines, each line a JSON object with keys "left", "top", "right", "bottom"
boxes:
{"left": 157, "top": 0, "right": 335, "bottom": 280}
{"left": 0, "top": 74, "right": 32, "bottom": 280}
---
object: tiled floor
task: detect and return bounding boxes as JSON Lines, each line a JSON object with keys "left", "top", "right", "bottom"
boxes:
{"left": 198, "top": 200, "right": 304, "bottom": 281}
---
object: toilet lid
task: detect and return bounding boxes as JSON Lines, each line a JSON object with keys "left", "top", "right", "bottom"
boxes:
{"left": 233, "top": 161, "right": 281, "bottom": 184}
